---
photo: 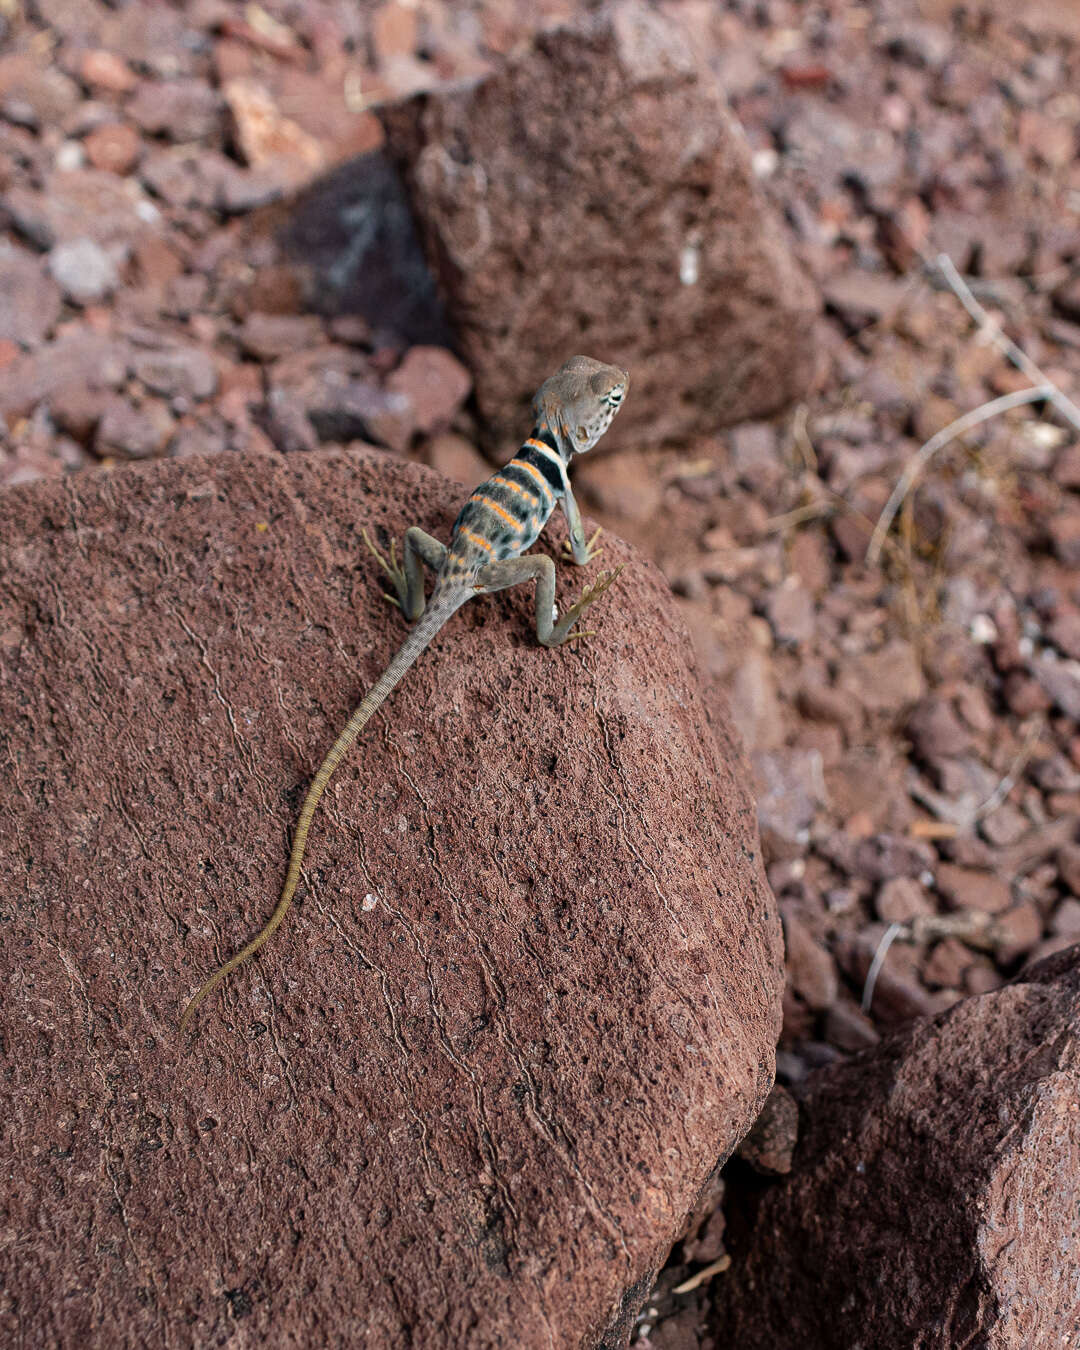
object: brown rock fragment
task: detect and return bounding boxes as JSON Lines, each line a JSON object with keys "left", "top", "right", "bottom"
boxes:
{"left": 224, "top": 77, "right": 325, "bottom": 183}
{"left": 736, "top": 1085, "right": 799, "bottom": 1176}
{"left": 78, "top": 48, "right": 138, "bottom": 94}
{"left": 82, "top": 122, "right": 141, "bottom": 176}
{"left": 127, "top": 77, "right": 223, "bottom": 143}
{"left": 0, "top": 243, "right": 62, "bottom": 348}
{"left": 0, "top": 449, "right": 781, "bottom": 1349}
{"left": 379, "top": 2, "right": 818, "bottom": 450}
{"left": 95, "top": 395, "right": 174, "bottom": 458}
{"left": 935, "top": 861, "right": 1012, "bottom": 914}
{"left": 781, "top": 905, "right": 838, "bottom": 1011}
{"left": 385, "top": 345, "right": 472, "bottom": 434}
{"left": 713, "top": 949, "right": 1080, "bottom": 1349}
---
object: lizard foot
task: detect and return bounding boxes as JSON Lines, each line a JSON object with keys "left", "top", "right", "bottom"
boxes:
{"left": 362, "top": 528, "right": 408, "bottom": 610}
{"left": 555, "top": 564, "right": 624, "bottom": 644}
{"left": 562, "top": 527, "right": 604, "bottom": 566}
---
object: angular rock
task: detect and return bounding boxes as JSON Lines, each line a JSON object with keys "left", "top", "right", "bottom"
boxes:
{"left": 379, "top": 2, "right": 818, "bottom": 450}
{"left": 780, "top": 906, "right": 838, "bottom": 1011}
{"left": 95, "top": 395, "right": 174, "bottom": 459}
{"left": 236, "top": 312, "right": 326, "bottom": 361}
{"left": 0, "top": 242, "right": 62, "bottom": 347}
{"left": 131, "top": 345, "right": 219, "bottom": 403}
{"left": 82, "top": 122, "right": 141, "bottom": 176}
{"left": 713, "top": 948, "right": 1080, "bottom": 1349}
{"left": 0, "top": 448, "right": 781, "bottom": 1350}
{"left": 0, "top": 331, "right": 130, "bottom": 422}
{"left": 385, "top": 344, "right": 472, "bottom": 434}
{"left": 224, "top": 77, "right": 324, "bottom": 183}
{"left": 126, "top": 78, "right": 223, "bottom": 143}
{"left": 270, "top": 346, "right": 415, "bottom": 451}
{"left": 838, "top": 639, "right": 925, "bottom": 716}
{"left": 4, "top": 169, "right": 155, "bottom": 250}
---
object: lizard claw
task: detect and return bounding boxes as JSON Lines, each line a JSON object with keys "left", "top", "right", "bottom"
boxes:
{"left": 562, "top": 527, "right": 604, "bottom": 566}
{"left": 556, "top": 564, "right": 624, "bottom": 643}
{"left": 363, "top": 527, "right": 408, "bottom": 609}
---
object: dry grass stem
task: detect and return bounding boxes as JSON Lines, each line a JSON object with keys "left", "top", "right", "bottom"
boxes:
{"left": 866, "top": 385, "right": 1054, "bottom": 565}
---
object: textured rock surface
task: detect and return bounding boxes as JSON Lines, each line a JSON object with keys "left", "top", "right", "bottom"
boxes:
{"left": 0, "top": 449, "right": 781, "bottom": 1349}
{"left": 713, "top": 947, "right": 1080, "bottom": 1349}
{"left": 379, "top": 2, "right": 819, "bottom": 452}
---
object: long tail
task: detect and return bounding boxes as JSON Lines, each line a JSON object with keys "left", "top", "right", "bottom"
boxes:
{"left": 179, "top": 591, "right": 466, "bottom": 1032}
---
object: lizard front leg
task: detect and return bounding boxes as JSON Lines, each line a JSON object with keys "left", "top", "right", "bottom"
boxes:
{"left": 478, "top": 554, "right": 623, "bottom": 646}
{"left": 362, "top": 526, "right": 447, "bottom": 621}
{"left": 558, "top": 484, "right": 603, "bottom": 566}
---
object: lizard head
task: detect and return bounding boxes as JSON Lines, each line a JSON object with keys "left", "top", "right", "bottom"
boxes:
{"left": 533, "top": 356, "right": 630, "bottom": 457}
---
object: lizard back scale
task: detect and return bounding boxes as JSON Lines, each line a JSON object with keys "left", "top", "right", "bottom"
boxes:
{"left": 180, "top": 355, "right": 629, "bottom": 1032}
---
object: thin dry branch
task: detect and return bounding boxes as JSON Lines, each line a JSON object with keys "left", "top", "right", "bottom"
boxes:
{"left": 866, "top": 384, "right": 1053, "bottom": 565}
{"left": 933, "top": 253, "right": 1080, "bottom": 434}
{"left": 867, "top": 250, "right": 1080, "bottom": 565}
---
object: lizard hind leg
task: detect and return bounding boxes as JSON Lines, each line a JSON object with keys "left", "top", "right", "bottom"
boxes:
{"left": 362, "top": 526, "right": 447, "bottom": 621}
{"left": 477, "top": 554, "right": 624, "bottom": 647}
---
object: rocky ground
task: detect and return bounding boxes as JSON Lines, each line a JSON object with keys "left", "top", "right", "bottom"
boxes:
{"left": 3, "top": 0, "right": 1080, "bottom": 1345}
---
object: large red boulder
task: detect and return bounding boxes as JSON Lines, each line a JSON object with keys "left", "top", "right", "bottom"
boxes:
{"left": 713, "top": 947, "right": 1080, "bottom": 1349}
{"left": 379, "top": 2, "right": 819, "bottom": 452}
{"left": 1, "top": 447, "right": 781, "bottom": 1348}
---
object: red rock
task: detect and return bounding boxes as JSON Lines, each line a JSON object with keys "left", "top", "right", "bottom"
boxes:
{"left": 4, "top": 170, "right": 154, "bottom": 250}
{"left": 923, "top": 937, "right": 971, "bottom": 988}
{"left": 423, "top": 432, "right": 492, "bottom": 488}
{"left": 0, "top": 448, "right": 781, "bottom": 1349}
{"left": 372, "top": 1, "right": 419, "bottom": 62}
{"left": 781, "top": 905, "right": 838, "bottom": 1011}
{"left": 0, "top": 332, "right": 130, "bottom": 422}
{"left": 935, "top": 862, "right": 1012, "bottom": 915}
{"left": 993, "top": 902, "right": 1044, "bottom": 965}
{"left": 269, "top": 346, "right": 415, "bottom": 452}
{"left": 1058, "top": 844, "right": 1080, "bottom": 898}
{"left": 132, "top": 345, "right": 219, "bottom": 403}
{"left": 1048, "top": 609, "right": 1080, "bottom": 661}
{"left": 823, "top": 1000, "right": 880, "bottom": 1052}
{"left": 736, "top": 1086, "right": 798, "bottom": 1175}
{"left": 834, "top": 931, "right": 939, "bottom": 1024}
{"left": 0, "top": 51, "right": 79, "bottom": 128}
{"left": 765, "top": 579, "right": 815, "bottom": 646}
{"left": 876, "top": 875, "right": 935, "bottom": 923}
{"left": 779, "top": 61, "right": 831, "bottom": 90}
{"left": 1054, "top": 442, "right": 1080, "bottom": 489}
{"left": 1048, "top": 510, "right": 1080, "bottom": 567}
{"left": 49, "top": 383, "right": 107, "bottom": 443}
{"left": 379, "top": 3, "right": 818, "bottom": 451}
{"left": 838, "top": 639, "right": 925, "bottom": 716}
{"left": 82, "top": 122, "right": 141, "bottom": 175}
{"left": 133, "top": 237, "right": 183, "bottom": 289}
{"left": 715, "top": 948, "right": 1080, "bottom": 1348}
{"left": 224, "top": 77, "right": 324, "bottom": 182}
{"left": 754, "top": 749, "right": 826, "bottom": 859}
{"left": 0, "top": 243, "right": 62, "bottom": 348}
{"left": 95, "top": 395, "right": 175, "bottom": 459}
{"left": 78, "top": 49, "right": 138, "bottom": 94}
{"left": 1003, "top": 669, "right": 1053, "bottom": 716}
{"left": 385, "top": 345, "right": 472, "bottom": 435}
{"left": 237, "top": 312, "right": 326, "bottom": 361}
{"left": 905, "top": 697, "right": 972, "bottom": 761}
{"left": 126, "top": 78, "right": 223, "bottom": 143}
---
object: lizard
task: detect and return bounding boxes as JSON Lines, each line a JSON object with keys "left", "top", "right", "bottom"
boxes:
{"left": 180, "top": 355, "right": 629, "bottom": 1032}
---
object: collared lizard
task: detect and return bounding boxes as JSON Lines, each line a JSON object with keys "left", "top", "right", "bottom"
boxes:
{"left": 180, "top": 355, "right": 629, "bottom": 1031}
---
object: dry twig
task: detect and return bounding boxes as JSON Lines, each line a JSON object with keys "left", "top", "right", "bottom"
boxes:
{"left": 867, "top": 251, "right": 1080, "bottom": 565}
